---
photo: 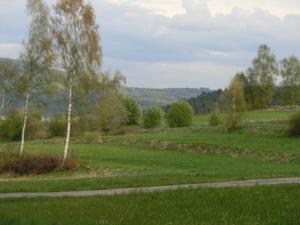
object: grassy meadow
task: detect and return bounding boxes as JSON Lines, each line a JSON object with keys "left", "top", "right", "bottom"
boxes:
{"left": 0, "top": 108, "right": 299, "bottom": 193}
{"left": 1, "top": 108, "right": 300, "bottom": 224}
{"left": 1, "top": 185, "right": 300, "bottom": 225}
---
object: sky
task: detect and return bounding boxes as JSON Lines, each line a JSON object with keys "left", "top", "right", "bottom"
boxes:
{"left": 0, "top": 0, "right": 300, "bottom": 89}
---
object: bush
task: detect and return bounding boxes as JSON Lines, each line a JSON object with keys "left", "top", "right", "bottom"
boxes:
{"left": 0, "top": 109, "right": 46, "bottom": 141}
{"left": 26, "top": 112, "right": 46, "bottom": 140}
{"left": 48, "top": 114, "right": 65, "bottom": 138}
{"left": 0, "top": 155, "right": 79, "bottom": 176}
{"left": 209, "top": 112, "right": 222, "bottom": 126}
{"left": 224, "top": 112, "right": 241, "bottom": 132}
{"left": 143, "top": 106, "right": 163, "bottom": 129}
{"left": 289, "top": 112, "right": 300, "bottom": 137}
{"left": 121, "top": 96, "right": 142, "bottom": 126}
{"left": 167, "top": 101, "right": 193, "bottom": 128}
{"left": 98, "top": 94, "right": 127, "bottom": 133}
{"left": 0, "top": 109, "right": 22, "bottom": 141}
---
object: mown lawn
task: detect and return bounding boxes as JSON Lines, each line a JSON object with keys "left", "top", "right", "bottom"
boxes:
{"left": 1, "top": 185, "right": 300, "bottom": 225}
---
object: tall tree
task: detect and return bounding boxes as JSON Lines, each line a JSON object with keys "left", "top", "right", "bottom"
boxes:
{"left": 280, "top": 56, "right": 300, "bottom": 105}
{"left": 247, "top": 45, "right": 278, "bottom": 109}
{"left": 52, "top": 0, "right": 102, "bottom": 161}
{"left": 19, "top": 0, "right": 53, "bottom": 156}
{"left": 225, "top": 78, "right": 247, "bottom": 131}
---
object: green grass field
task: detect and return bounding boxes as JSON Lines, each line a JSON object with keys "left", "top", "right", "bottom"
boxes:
{"left": 1, "top": 185, "right": 300, "bottom": 225}
{"left": 1, "top": 109, "right": 300, "bottom": 224}
{"left": 193, "top": 108, "right": 297, "bottom": 125}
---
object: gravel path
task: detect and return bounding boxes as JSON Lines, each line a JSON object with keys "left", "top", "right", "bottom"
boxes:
{"left": 1, "top": 177, "right": 300, "bottom": 199}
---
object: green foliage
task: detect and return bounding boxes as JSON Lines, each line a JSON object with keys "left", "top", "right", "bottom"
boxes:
{"left": 121, "top": 95, "right": 142, "bottom": 126}
{"left": 143, "top": 106, "right": 163, "bottom": 129}
{"left": 26, "top": 112, "right": 46, "bottom": 140}
{"left": 48, "top": 114, "right": 65, "bottom": 138}
{"left": 280, "top": 56, "right": 300, "bottom": 105}
{"left": 187, "top": 89, "right": 223, "bottom": 114}
{"left": 167, "top": 101, "right": 193, "bottom": 128}
{"left": 288, "top": 112, "right": 300, "bottom": 137}
{"left": 209, "top": 111, "right": 222, "bottom": 126}
{"left": 224, "top": 78, "right": 247, "bottom": 131}
{"left": 98, "top": 95, "right": 127, "bottom": 133}
{"left": 0, "top": 109, "right": 22, "bottom": 141}
{"left": 235, "top": 45, "right": 278, "bottom": 110}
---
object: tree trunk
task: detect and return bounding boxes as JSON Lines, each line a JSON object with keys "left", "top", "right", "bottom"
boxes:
{"left": 63, "top": 78, "right": 73, "bottom": 162}
{"left": 20, "top": 91, "right": 30, "bottom": 157}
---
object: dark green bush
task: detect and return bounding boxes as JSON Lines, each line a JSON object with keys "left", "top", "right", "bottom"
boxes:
{"left": 121, "top": 96, "right": 142, "bottom": 126}
{"left": 209, "top": 112, "right": 222, "bottom": 126}
{"left": 48, "top": 114, "right": 65, "bottom": 138}
{"left": 289, "top": 112, "right": 300, "bottom": 137}
{"left": 143, "top": 106, "right": 163, "bottom": 129}
{"left": 0, "top": 109, "right": 22, "bottom": 141}
{"left": 167, "top": 101, "right": 193, "bottom": 128}
{"left": 0, "top": 109, "right": 46, "bottom": 141}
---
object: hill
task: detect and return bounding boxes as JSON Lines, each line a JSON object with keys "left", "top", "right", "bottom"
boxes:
{"left": 123, "top": 87, "right": 210, "bottom": 108}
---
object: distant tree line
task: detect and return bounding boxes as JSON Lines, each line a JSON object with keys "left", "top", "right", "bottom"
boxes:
{"left": 186, "top": 45, "right": 300, "bottom": 115}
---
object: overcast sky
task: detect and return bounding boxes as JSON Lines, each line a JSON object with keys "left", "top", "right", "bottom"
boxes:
{"left": 0, "top": 0, "right": 300, "bottom": 89}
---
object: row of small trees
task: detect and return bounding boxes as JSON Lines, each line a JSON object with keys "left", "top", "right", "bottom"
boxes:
{"left": 209, "top": 44, "right": 300, "bottom": 131}
{"left": 232, "top": 45, "right": 300, "bottom": 110}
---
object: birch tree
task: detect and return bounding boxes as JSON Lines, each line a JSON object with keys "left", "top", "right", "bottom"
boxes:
{"left": 280, "top": 56, "right": 300, "bottom": 104}
{"left": 52, "top": 0, "right": 102, "bottom": 161}
{"left": 19, "top": 0, "right": 53, "bottom": 157}
{"left": 225, "top": 78, "right": 247, "bottom": 131}
{"left": 247, "top": 45, "right": 278, "bottom": 109}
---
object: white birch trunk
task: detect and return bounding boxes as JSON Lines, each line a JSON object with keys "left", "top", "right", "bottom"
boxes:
{"left": 20, "top": 91, "right": 30, "bottom": 157}
{"left": 63, "top": 78, "right": 73, "bottom": 162}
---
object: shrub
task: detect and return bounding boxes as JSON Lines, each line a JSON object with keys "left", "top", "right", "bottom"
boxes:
{"left": 143, "top": 106, "right": 163, "bottom": 129}
{"left": 26, "top": 112, "right": 46, "bottom": 140}
{"left": 225, "top": 113, "right": 240, "bottom": 132}
{"left": 209, "top": 112, "right": 222, "bottom": 126}
{"left": 98, "top": 94, "right": 127, "bottom": 133}
{"left": 0, "top": 155, "right": 79, "bottom": 176}
{"left": 48, "top": 114, "right": 65, "bottom": 138}
{"left": 0, "top": 109, "right": 22, "bottom": 141}
{"left": 121, "top": 96, "right": 142, "bottom": 126}
{"left": 167, "top": 101, "right": 193, "bottom": 128}
{"left": 289, "top": 112, "right": 300, "bottom": 137}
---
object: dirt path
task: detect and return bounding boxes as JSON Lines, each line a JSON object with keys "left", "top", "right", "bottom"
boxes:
{"left": 1, "top": 177, "right": 300, "bottom": 199}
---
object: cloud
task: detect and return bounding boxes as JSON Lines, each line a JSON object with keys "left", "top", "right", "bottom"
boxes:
{"left": 0, "top": 0, "right": 300, "bottom": 88}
